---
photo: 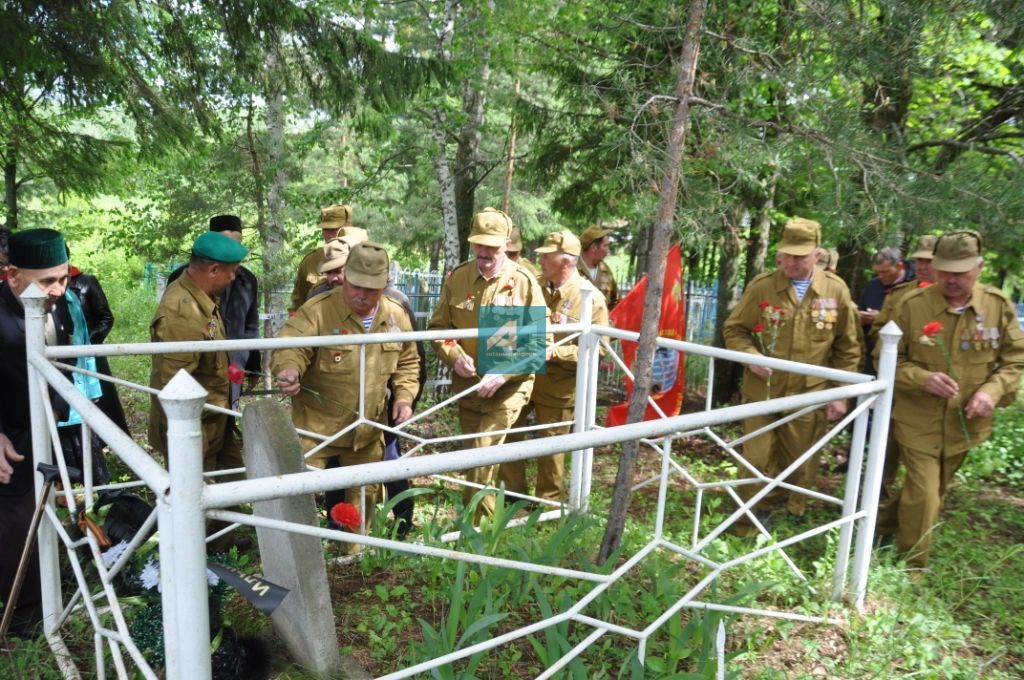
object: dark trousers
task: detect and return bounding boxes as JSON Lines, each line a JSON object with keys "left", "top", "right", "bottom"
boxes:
{"left": 325, "top": 431, "right": 414, "bottom": 538}
{"left": 0, "top": 490, "right": 43, "bottom": 637}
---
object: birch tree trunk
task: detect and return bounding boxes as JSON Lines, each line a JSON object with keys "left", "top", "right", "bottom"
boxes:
{"left": 597, "top": 0, "right": 708, "bottom": 565}
{"left": 430, "top": 114, "right": 462, "bottom": 273}
{"left": 429, "top": 0, "right": 463, "bottom": 273}
{"left": 262, "top": 50, "right": 289, "bottom": 380}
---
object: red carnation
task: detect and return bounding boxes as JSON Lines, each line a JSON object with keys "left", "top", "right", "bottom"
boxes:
{"left": 752, "top": 323, "right": 766, "bottom": 333}
{"left": 922, "top": 321, "right": 943, "bottom": 337}
{"left": 330, "top": 502, "right": 361, "bottom": 531}
{"left": 758, "top": 300, "right": 771, "bottom": 308}
{"left": 227, "top": 362, "right": 245, "bottom": 385}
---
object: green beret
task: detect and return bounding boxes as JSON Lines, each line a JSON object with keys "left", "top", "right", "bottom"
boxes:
{"left": 191, "top": 231, "right": 248, "bottom": 263}
{"left": 9, "top": 228, "right": 69, "bottom": 269}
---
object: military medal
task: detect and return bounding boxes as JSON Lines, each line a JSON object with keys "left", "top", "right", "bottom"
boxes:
{"left": 816, "top": 321, "right": 824, "bottom": 329}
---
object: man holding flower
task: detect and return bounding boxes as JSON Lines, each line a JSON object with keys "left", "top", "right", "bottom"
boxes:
{"left": 876, "top": 230, "right": 1024, "bottom": 571}
{"left": 272, "top": 242, "right": 420, "bottom": 551}
{"left": 723, "top": 218, "right": 861, "bottom": 536}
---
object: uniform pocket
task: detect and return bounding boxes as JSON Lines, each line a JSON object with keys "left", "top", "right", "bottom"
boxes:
{"left": 317, "top": 345, "right": 357, "bottom": 373}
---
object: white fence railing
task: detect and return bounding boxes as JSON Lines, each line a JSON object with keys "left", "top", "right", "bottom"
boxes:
{"left": 19, "top": 283, "right": 900, "bottom": 679}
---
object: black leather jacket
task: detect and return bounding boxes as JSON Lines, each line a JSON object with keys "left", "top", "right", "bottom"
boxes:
{"left": 69, "top": 269, "right": 114, "bottom": 344}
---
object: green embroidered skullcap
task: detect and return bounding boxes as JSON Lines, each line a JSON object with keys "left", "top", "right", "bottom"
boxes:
{"left": 191, "top": 231, "right": 248, "bottom": 263}
{"left": 9, "top": 228, "right": 69, "bottom": 269}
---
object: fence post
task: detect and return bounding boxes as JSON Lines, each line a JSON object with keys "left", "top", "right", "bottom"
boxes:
{"left": 569, "top": 286, "right": 596, "bottom": 513}
{"left": 157, "top": 370, "right": 212, "bottom": 680}
{"left": 22, "top": 285, "right": 62, "bottom": 634}
{"left": 849, "top": 321, "right": 901, "bottom": 607}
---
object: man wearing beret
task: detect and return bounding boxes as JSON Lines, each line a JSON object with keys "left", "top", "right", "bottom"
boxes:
{"left": 497, "top": 230, "right": 608, "bottom": 503}
{"left": 289, "top": 204, "right": 369, "bottom": 313}
{"left": 167, "top": 215, "right": 260, "bottom": 408}
{"left": 577, "top": 225, "right": 619, "bottom": 310}
{"left": 724, "top": 218, "right": 861, "bottom": 536}
{"left": 273, "top": 242, "right": 420, "bottom": 551}
{"left": 0, "top": 228, "right": 74, "bottom": 636}
{"left": 149, "top": 231, "right": 249, "bottom": 479}
{"left": 875, "top": 230, "right": 1024, "bottom": 573}
{"left": 428, "top": 207, "right": 548, "bottom": 518}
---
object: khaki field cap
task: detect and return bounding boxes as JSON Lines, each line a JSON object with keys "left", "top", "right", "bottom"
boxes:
{"left": 509, "top": 225, "right": 524, "bottom": 252}
{"left": 319, "top": 204, "right": 353, "bottom": 230}
{"left": 344, "top": 241, "right": 389, "bottom": 289}
{"left": 579, "top": 225, "right": 611, "bottom": 250}
{"left": 338, "top": 225, "right": 369, "bottom": 243}
{"left": 468, "top": 207, "right": 513, "bottom": 247}
{"left": 816, "top": 248, "right": 839, "bottom": 270}
{"left": 909, "top": 234, "right": 938, "bottom": 260}
{"left": 535, "top": 230, "right": 582, "bottom": 256}
{"left": 931, "top": 230, "right": 983, "bottom": 273}
{"left": 777, "top": 218, "right": 821, "bottom": 256}
{"left": 318, "top": 236, "right": 359, "bottom": 273}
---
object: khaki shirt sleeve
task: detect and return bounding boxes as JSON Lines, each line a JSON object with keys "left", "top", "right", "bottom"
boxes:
{"left": 427, "top": 276, "right": 460, "bottom": 368}
{"left": 270, "top": 307, "right": 318, "bottom": 376}
{"left": 722, "top": 285, "right": 763, "bottom": 356}
{"left": 151, "top": 312, "right": 203, "bottom": 390}
{"left": 829, "top": 289, "right": 862, "bottom": 375}
{"left": 976, "top": 302, "right": 1024, "bottom": 406}
{"left": 391, "top": 339, "right": 422, "bottom": 405}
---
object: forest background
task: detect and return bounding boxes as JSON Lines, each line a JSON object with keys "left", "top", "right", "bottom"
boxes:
{"left": 4, "top": 2, "right": 1023, "bottom": 406}
{"left": 3, "top": 2, "right": 1024, "bottom": 677}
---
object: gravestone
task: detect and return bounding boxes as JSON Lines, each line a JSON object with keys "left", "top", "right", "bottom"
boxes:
{"left": 242, "top": 400, "right": 343, "bottom": 675}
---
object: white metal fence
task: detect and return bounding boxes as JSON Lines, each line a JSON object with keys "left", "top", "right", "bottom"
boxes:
{"left": 19, "top": 283, "right": 900, "bottom": 679}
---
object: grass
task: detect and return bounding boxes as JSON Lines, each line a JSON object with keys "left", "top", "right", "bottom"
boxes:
{"left": 3, "top": 274, "right": 1021, "bottom": 678}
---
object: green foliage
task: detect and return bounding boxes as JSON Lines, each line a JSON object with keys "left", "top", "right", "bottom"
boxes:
{"left": 959, "top": 398, "right": 1024, "bottom": 492}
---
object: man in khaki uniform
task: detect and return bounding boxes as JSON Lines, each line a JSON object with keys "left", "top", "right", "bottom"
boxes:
{"left": 306, "top": 232, "right": 370, "bottom": 300}
{"left": 497, "top": 230, "right": 609, "bottom": 501}
{"left": 273, "top": 242, "right": 420, "bottom": 549}
{"left": 868, "top": 234, "right": 939, "bottom": 490}
{"left": 577, "top": 225, "right": 619, "bottom": 309}
{"left": 288, "top": 204, "right": 369, "bottom": 312}
{"left": 149, "top": 231, "right": 249, "bottom": 474}
{"left": 723, "top": 218, "right": 861, "bottom": 534}
{"left": 507, "top": 225, "right": 540, "bottom": 279}
{"left": 869, "top": 234, "right": 938, "bottom": 345}
{"left": 427, "top": 207, "right": 548, "bottom": 517}
{"left": 876, "top": 230, "right": 1024, "bottom": 570}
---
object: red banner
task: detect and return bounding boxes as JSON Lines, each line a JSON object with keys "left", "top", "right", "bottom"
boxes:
{"left": 606, "top": 244, "right": 686, "bottom": 426}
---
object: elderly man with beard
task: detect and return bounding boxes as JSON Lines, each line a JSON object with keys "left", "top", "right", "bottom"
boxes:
{"left": 273, "top": 242, "right": 420, "bottom": 552}
{"left": 876, "top": 230, "right": 1024, "bottom": 574}
{"left": 0, "top": 228, "right": 74, "bottom": 637}
{"left": 428, "top": 207, "right": 548, "bottom": 519}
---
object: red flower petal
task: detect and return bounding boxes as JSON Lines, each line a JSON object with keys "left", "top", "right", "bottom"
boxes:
{"left": 753, "top": 323, "right": 766, "bottom": 333}
{"left": 227, "top": 363, "right": 245, "bottom": 385}
{"left": 330, "top": 502, "right": 361, "bottom": 531}
{"left": 922, "top": 321, "right": 943, "bottom": 337}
